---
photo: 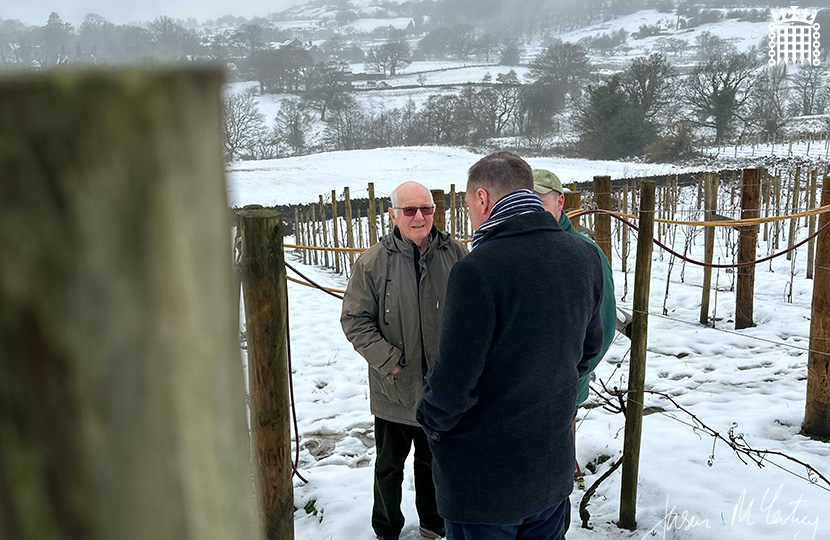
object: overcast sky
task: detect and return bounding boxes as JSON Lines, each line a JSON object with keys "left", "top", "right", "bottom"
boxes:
{"left": 2, "top": 0, "right": 305, "bottom": 26}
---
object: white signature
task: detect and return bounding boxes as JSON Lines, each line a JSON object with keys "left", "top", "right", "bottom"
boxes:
{"left": 732, "top": 484, "right": 820, "bottom": 539}
{"left": 640, "top": 494, "right": 710, "bottom": 539}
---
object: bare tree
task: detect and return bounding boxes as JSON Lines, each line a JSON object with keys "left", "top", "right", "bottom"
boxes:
{"left": 274, "top": 98, "right": 314, "bottom": 156}
{"left": 685, "top": 52, "right": 757, "bottom": 143}
{"left": 749, "top": 64, "right": 789, "bottom": 136}
{"left": 791, "top": 64, "right": 827, "bottom": 116}
{"left": 364, "top": 39, "right": 411, "bottom": 76}
{"left": 222, "top": 91, "right": 268, "bottom": 161}
{"left": 620, "top": 53, "right": 676, "bottom": 122}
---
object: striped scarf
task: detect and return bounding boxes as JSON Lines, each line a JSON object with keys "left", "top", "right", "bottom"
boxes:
{"left": 471, "top": 189, "right": 545, "bottom": 249}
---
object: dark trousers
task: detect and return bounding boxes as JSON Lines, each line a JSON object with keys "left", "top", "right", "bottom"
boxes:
{"left": 445, "top": 498, "right": 570, "bottom": 540}
{"left": 373, "top": 416, "right": 443, "bottom": 537}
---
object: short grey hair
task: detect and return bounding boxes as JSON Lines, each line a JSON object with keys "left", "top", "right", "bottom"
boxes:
{"left": 390, "top": 187, "right": 399, "bottom": 212}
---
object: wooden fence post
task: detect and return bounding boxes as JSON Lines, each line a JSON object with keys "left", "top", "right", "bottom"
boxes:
{"left": 319, "top": 195, "right": 330, "bottom": 268}
{"left": 803, "top": 175, "right": 830, "bottom": 438}
{"left": 368, "top": 182, "right": 378, "bottom": 246}
{"left": 344, "top": 187, "right": 355, "bottom": 267}
{"left": 787, "top": 167, "right": 801, "bottom": 261}
{"left": 237, "top": 208, "right": 294, "bottom": 540}
{"left": 431, "top": 189, "right": 446, "bottom": 231}
{"left": 379, "top": 199, "right": 386, "bottom": 238}
{"left": 331, "top": 190, "right": 341, "bottom": 274}
{"left": 807, "top": 170, "right": 818, "bottom": 279}
{"left": 618, "top": 180, "right": 656, "bottom": 531}
{"left": 0, "top": 68, "right": 260, "bottom": 540}
{"left": 450, "top": 184, "right": 457, "bottom": 239}
{"left": 310, "top": 206, "right": 319, "bottom": 266}
{"left": 736, "top": 168, "right": 760, "bottom": 330}
{"left": 774, "top": 174, "right": 782, "bottom": 250}
{"left": 564, "top": 183, "right": 581, "bottom": 232}
{"left": 594, "top": 175, "right": 612, "bottom": 264}
{"left": 700, "top": 173, "right": 720, "bottom": 325}
{"left": 357, "top": 209, "right": 364, "bottom": 249}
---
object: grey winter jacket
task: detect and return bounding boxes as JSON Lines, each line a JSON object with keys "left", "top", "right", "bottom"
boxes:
{"left": 341, "top": 226, "right": 467, "bottom": 426}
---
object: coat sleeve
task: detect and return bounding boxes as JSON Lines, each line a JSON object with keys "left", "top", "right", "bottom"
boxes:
{"left": 578, "top": 252, "right": 606, "bottom": 379}
{"left": 340, "top": 254, "right": 403, "bottom": 377}
{"left": 417, "top": 261, "right": 494, "bottom": 439}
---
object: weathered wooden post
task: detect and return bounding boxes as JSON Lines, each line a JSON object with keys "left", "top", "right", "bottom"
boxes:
{"left": 431, "top": 189, "right": 446, "bottom": 231}
{"left": 344, "top": 186, "right": 355, "bottom": 267}
{"left": 319, "top": 195, "right": 330, "bottom": 268}
{"left": 357, "top": 208, "right": 364, "bottom": 249}
{"left": 622, "top": 184, "right": 629, "bottom": 276}
{"left": 774, "top": 174, "right": 782, "bottom": 249}
{"left": 0, "top": 68, "right": 260, "bottom": 540}
{"left": 594, "top": 175, "right": 612, "bottom": 264}
{"left": 564, "top": 183, "right": 581, "bottom": 232}
{"left": 618, "top": 180, "right": 656, "bottom": 531}
{"left": 700, "top": 173, "right": 719, "bottom": 325}
{"left": 331, "top": 190, "right": 342, "bottom": 274}
{"left": 379, "top": 200, "right": 387, "bottom": 237}
{"left": 807, "top": 170, "right": 818, "bottom": 279}
{"left": 450, "top": 184, "right": 457, "bottom": 239}
{"left": 368, "top": 182, "right": 378, "bottom": 246}
{"left": 237, "top": 207, "right": 294, "bottom": 540}
{"left": 735, "top": 168, "right": 760, "bottom": 330}
{"left": 787, "top": 167, "right": 801, "bottom": 261}
{"left": 310, "top": 206, "right": 319, "bottom": 266}
{"left": 803, "top": 175, "right": 830, "bottom": 438}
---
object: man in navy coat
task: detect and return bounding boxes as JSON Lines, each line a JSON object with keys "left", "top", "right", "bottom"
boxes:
{"left": 417, "top": 152, "right": 605, "bottom": 539}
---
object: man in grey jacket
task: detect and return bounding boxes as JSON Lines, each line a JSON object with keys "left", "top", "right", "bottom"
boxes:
{"left": 341, "top": 181, "right": 467, "bottom": 540}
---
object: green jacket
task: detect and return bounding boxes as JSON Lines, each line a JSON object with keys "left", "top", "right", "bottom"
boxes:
{"left": 341, "top": 226, "right": 467, "bottom": 425}
{"left": 560, "top": 213, "right": 616, "bottom": 404}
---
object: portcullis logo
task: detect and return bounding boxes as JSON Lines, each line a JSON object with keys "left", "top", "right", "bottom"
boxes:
{"left": 768, "top": 6, "right": 820, "bottom": 66}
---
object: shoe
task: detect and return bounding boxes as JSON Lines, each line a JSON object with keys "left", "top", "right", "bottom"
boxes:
{"left": 376, "top": 535, "right": 399, "bottom": 540}
{"left": 419, "top": 525, "right": 446, "bottom": 539}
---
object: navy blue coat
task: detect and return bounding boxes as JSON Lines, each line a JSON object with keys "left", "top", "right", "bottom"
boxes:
{"left": 416, "top": 210, "right": 604, "bottom": 524}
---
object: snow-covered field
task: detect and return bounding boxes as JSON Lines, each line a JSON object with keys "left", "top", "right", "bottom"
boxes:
{"left": 226, "top": 146, "right": 681, "bottom": 206}
{"left": 228, "top": 147, "right": 830, "bottom": 539}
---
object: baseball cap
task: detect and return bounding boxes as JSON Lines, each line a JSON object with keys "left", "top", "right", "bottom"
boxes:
{"left": 532, "top": 169, "right": 564, "bottom": 194}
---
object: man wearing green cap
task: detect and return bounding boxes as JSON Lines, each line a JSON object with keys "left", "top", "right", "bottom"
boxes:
{"left": 532, "top": 169, "right": 617, "bottom": 472}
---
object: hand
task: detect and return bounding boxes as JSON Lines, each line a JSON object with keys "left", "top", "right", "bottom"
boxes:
{"left": 389, "top": 363, "right": 402, "bottom": 375}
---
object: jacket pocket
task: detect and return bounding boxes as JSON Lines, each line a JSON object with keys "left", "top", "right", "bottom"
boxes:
{"left": 372, "top": 367, "right": 416, "bottom": 408}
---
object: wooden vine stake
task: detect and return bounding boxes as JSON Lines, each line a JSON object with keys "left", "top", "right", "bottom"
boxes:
{"left": 564, "top": 183, "right": 581, "bottom": 232}
{"left": 431, "top": 189, "right": 446, "bottom": 231}
{"left": 450, "top": 184, "right": 457, "bottom": 239}
{"left": 237, "top": 207, "right": 294, "bottom": 540}
{"left": 0, "top": 68, "right": 260, "bottom": 540}
{"left": 319, "top": 195, "right": 330, "bottom": 268}
{"left": 700, "top": 173, "right": 719, "bottom": 325}
{"left": 735, "top": 168, "right": 760, "bottom": 330}
{"left": 344, "top": 186, "right": 355, "bottom": 267}
{"left": 803, "top": 174, "right": 830, "bottom": 438}
{"left": 787, "top": 166, "right": 801, "bottom": 261}
{"left": 618, "top": 180, "right": 656, "bottom": 531}
{"left": 331, "top": 190, "right": 341, "bottom": 274}
{"left": 594, "top": 175, "right": 612, "bottom": 264}
{"left": 368, "top": 182, "right": 378, "bottom": 246}
{"left": 806, "top": 170, "right": 818, "bottom": 279}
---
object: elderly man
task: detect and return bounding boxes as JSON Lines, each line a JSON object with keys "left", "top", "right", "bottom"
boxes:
{"left": 417, "top": 152, "right": 604, "bottom": 539}
{"left": 532, "top": 169, "right": 617, "bottom": 413}
{"left": 341, "top": 181, "right": 467, "bottom": 540}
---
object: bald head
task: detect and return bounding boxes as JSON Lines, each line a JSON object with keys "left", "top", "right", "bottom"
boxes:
{"left": 389, "top": 181, "right": 435, "bottom": 251}
{"left": 390, "top": 181, "right": 431, "bottom": 211}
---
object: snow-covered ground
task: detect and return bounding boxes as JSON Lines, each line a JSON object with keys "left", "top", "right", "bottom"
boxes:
{"left": 226, "top": 146, "right": 682, "bottom": 206}
{"left": 229, "top": 147, "right": 830, "bottom": 539}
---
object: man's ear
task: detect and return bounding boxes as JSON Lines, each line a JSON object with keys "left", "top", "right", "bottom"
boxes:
{"left": 388, "top": 206, "right": 398, "bottom": 226}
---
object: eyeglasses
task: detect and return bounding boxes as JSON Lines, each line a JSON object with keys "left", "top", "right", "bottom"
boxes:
{"left": 393, "top": 206, "right": 435, "bottom": 217}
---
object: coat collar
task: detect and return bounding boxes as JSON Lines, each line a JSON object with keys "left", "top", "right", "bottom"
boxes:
{"left": 475, "top": 211, "right": 561, "bottom": 245}
{"left": 383, "top": 225, "right": 450, "bottom": 257}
